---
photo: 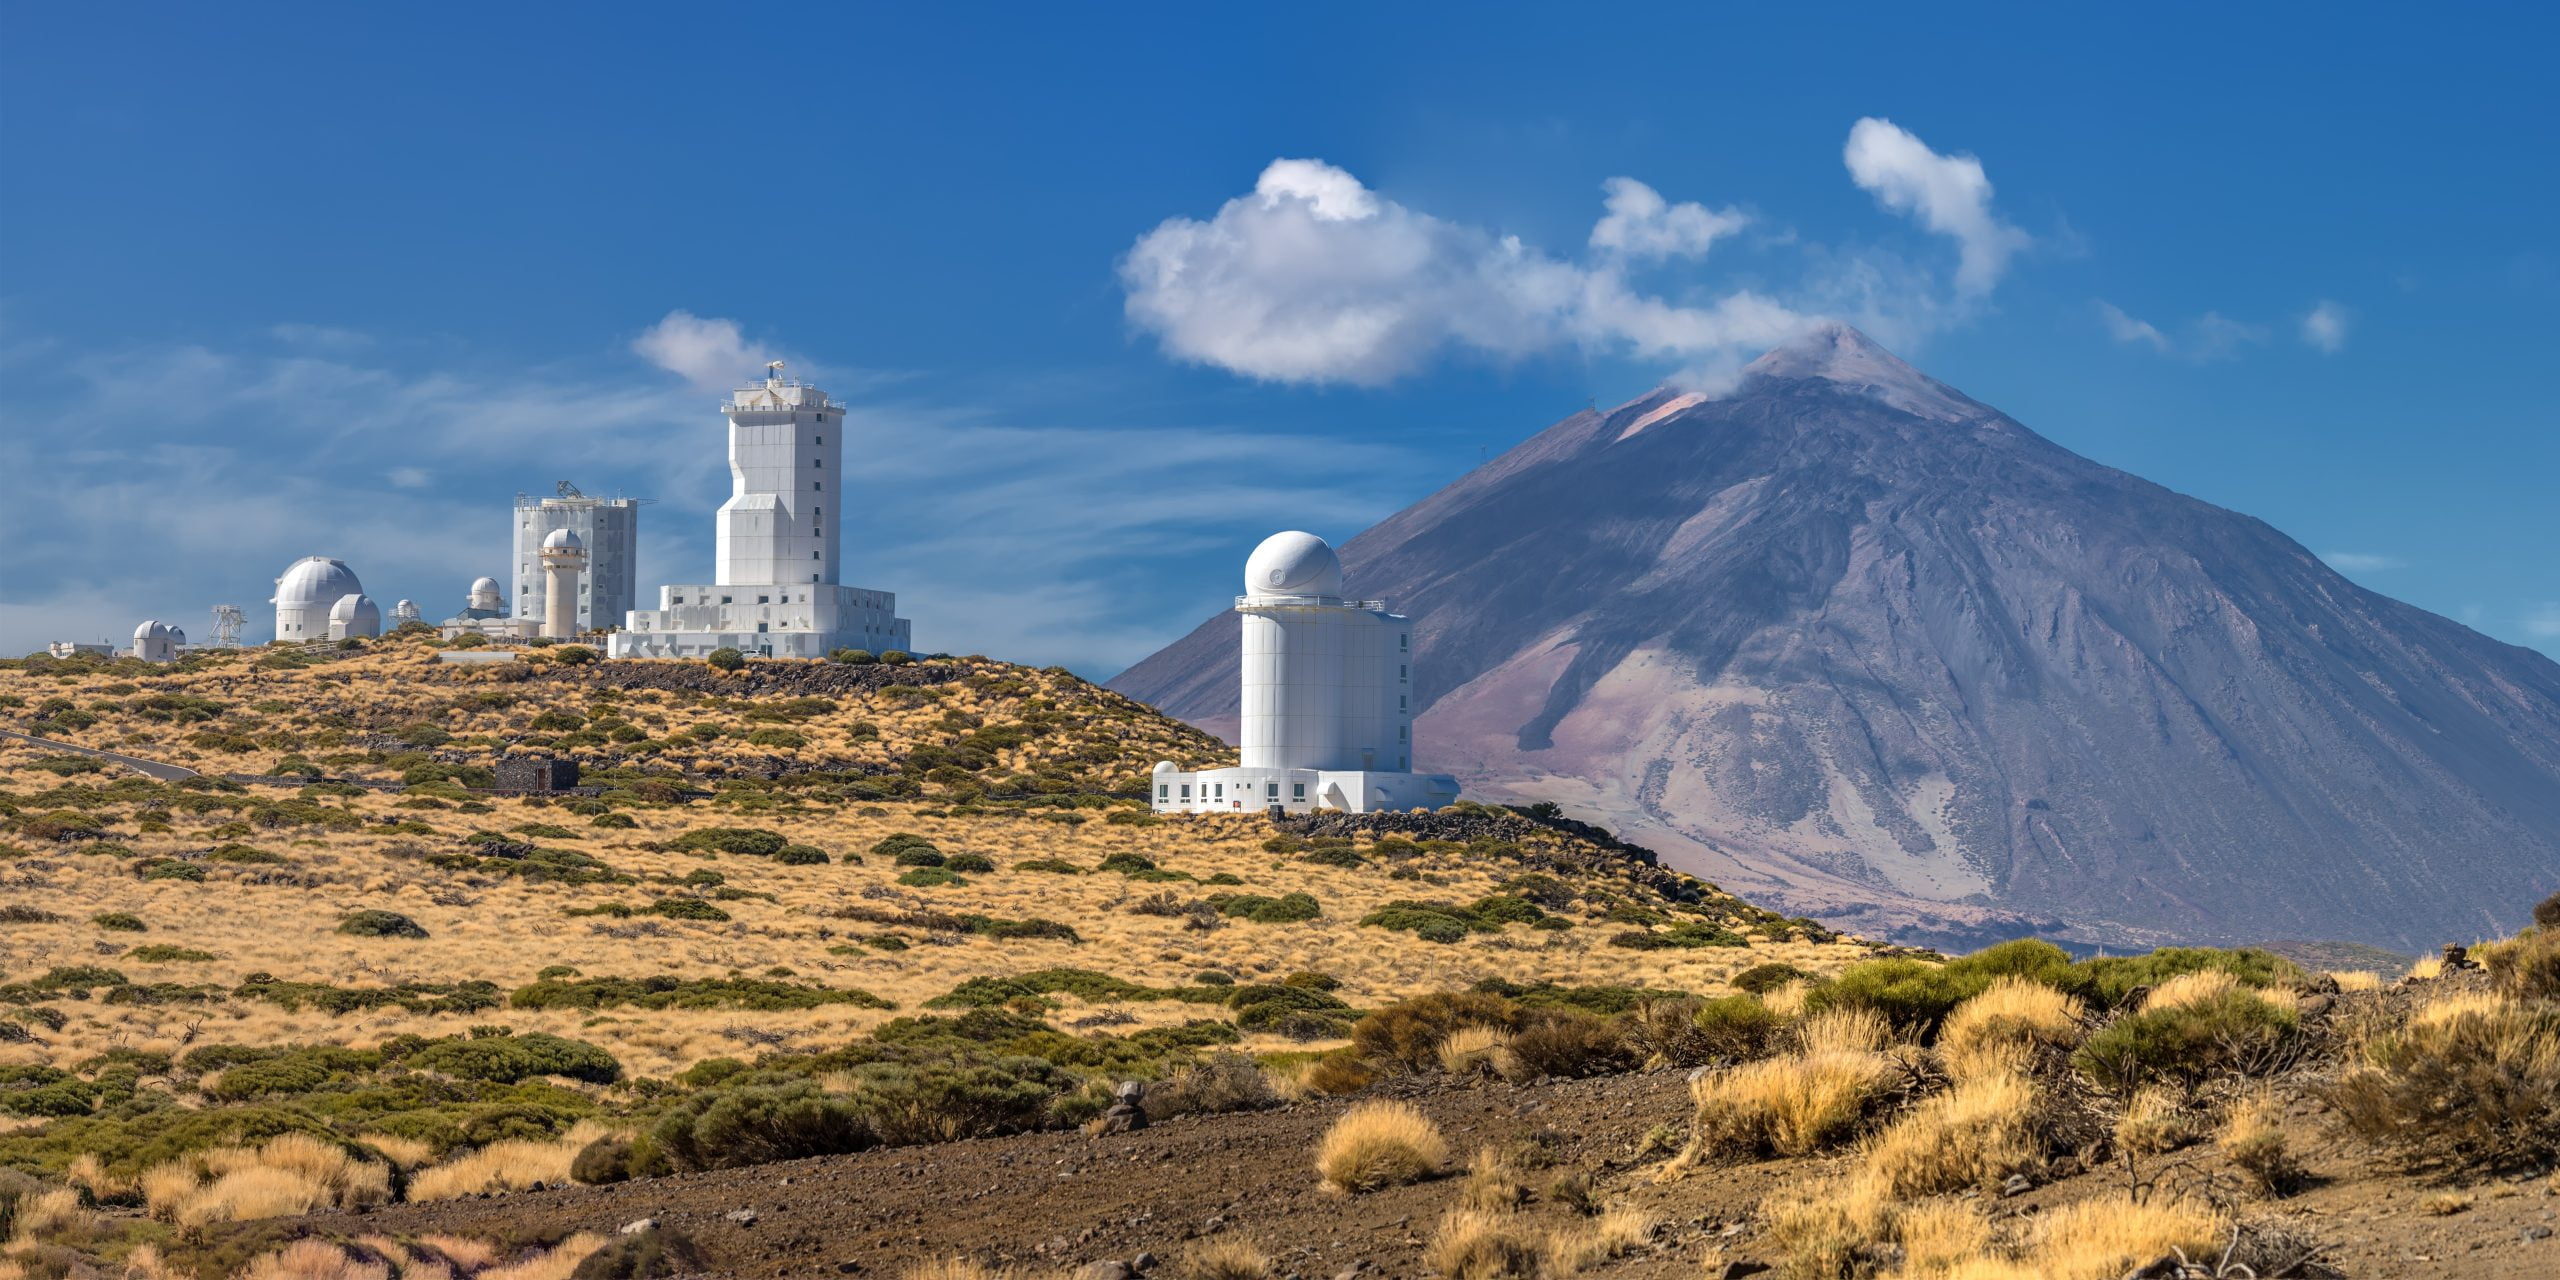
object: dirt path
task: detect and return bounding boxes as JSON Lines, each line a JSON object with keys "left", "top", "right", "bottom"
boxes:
{"left": 259, "top": 1067, "right": 2559, "bottom": 1279}
{"left": 0, "top": 728, "right": 199, "bottom": 781}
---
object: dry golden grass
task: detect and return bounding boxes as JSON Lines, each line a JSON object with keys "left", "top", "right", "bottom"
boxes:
{"left": 7, "top": 1186, "right": 92, "bottom": 1247}
{"left": 141, "top": 1133, "right": 394, "bottom": 1227}
{"left": 2421, "top": 1190, "right": 2473, "bottom": 1215}
{"left": 899, "top": 1261, "right": 1075, "bottom": 1280}
{"left": 1458, "top": 1147, "right": 1530, "bottom": 1212}
{"left": 2112, "top": 1085, "right": 2197, "bottom": 1156}
{"left": 1935, "top": 977, "right": 2083, "bottom": 1081}
{"left": 2216, "top": 1088, "right": 2298, "bottom": 1194}
{"left": 1541, "top": 1206, "right": 1656, "bottom": 1272}
{"left": 1796, "top": 1006, "right": 1892, "bottom": 1056}
{"left": 1424, "top": 1208, "right": 1544, "bottom": 1279}
{"left": 1857, "top": 1071, "right": 2040, "bottom": 1198}
{"left": 1315, "top": 1100, "right": 1448, "bottom": 1193}
{"left": 1175, "top": 1235, "right": 1274, "bottom": 1280}
{"left": 1762, "top": 1173, "right": 1895, "bottom": 1278}
{"left": 1670, "top": 1046, "right": 1900, "bottom": 1171}
{"left": 1985, "top": 1192, "right": 2226, "bottom": 1280}
{"left": 406, "top": 1121, "right": 615, "bottom": 1201}
{"left": 1890, "top": 1199, "right": 1996, "bottom": 1275}
{"left": 2143, "top": 969, "right": 2240, "bottom": 1010}
{"left": 355, "top": 1132, "right": 437, "bottom": 1170}
{"left": 228, "top": 1231, "right": 607, "bottom": 1280}
{"left": 2406, "top": 954, "right": 2446, "bottom": 981}
{"left": 1437, "top": 1025, "right": 1512, "bottom": 1076}
{"left": 2325, "top": 969, "right": 2384, "bottom": 992}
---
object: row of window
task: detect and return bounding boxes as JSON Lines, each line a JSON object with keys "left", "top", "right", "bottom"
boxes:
{"left": 1160, "top": 780, "right": 1308, "bottom": 803}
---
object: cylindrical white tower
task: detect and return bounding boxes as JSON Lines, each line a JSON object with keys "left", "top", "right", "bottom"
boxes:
{"left": 1237, "top": 531, "right": 1354, "bottom": 771}
{"left": 541, "top": 528, "right": 587, "bottom": 640}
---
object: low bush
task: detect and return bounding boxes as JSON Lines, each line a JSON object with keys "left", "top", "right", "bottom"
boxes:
{"left": 406, "top": 1032, "right": 621, "bottom": 1084}
{"left": 2326, "top": 990, "right": 2560, "bottom": 1173}
{"left": 1212, "top": 891, "right": 1322, "bottom": 924}
{"left": 898, "top": 867, "right": 965, "bottom": 888}
{"left": 1354, "top": 992, "right": 1521, "bottom": 1071}
{"left": 773, "top": 844, "right": 830, "bottom": 866}
{"left": 1857, "top": 1070, "right": 2042, "bottom": 1197}
{"left": 1731, "top": 962, "right": 1814, "bottom": 995}
{"left": 2073, "top": 988, "right": 2300, "bottom": 1093}
{"left": 646, "top": 897, "right": 730, "bottom": 922}
{"left": 1494, "top": 1013, "right": 1632, "bottom": 1081}
{"left": 1936, "top": 976, "right": 2086, "bottom": 1081}
{"left": 944, "top": 852, "right": 996, "bottom": 873}
{"left": 1677, "top": 1046, "right": 1900, "bottom": 1163}
{"left": 1315, "top": 1100, "right": 1447, "bottom": 1192}
{"left": 511, "top": 975, "right": 890, "bottom": 1012}
{"left": 1608, "top": 920, "right": 1747, "bottom": 950}
{"left": 91, "top": 912, "right": 147, "bottom": 933}
{"left": 666, "top": 827, "right": 787, "bottom": 857}
{"left": 335, "top": 910, "right": 428, "bottom": 939}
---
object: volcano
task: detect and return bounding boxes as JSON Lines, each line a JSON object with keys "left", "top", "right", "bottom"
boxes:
{"left": 1110, "top": 324, "right": 2560, "bottom": 950}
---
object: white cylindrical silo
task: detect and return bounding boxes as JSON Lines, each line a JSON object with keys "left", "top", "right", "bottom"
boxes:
{"left": 540, "top": 528, "right": 587, "bottom": 640}
{"left": 1237, "top": 531, "right": 1354, "bottom": 772}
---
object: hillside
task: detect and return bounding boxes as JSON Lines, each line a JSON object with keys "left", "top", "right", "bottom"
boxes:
{"left": 1113, "top": 324, "right": 2560, "bottom": 952}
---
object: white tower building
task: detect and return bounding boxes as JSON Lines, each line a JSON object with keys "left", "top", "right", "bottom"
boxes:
{"left": 465, "top": 577, "right": 505, "bottom": 617}
{"left": 272, "top": 557, "right": 366, "bottom": 642}
{"left": 512, "top": 485, "right": 639, "bottom": 634}
{"left": 1150, "top": 531, "right": 1458, "bottom": 814}
{"left": 131, "top": 621, "right": 181, "bottom": 663}
{"left": 612, "top": 364, "right": 911, "bottom": 659}
{"left": 540, "top": 528, "right": 586, "bottom": 639}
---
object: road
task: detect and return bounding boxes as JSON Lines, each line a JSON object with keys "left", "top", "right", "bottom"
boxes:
{"left": 0, "top": 728, "right": 198, "bottom": 781}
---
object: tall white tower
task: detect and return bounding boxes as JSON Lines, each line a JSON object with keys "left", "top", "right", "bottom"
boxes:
{"left": 541, "top": 529, "right": 587, "bottom": 640}
{"left": 717, "top": 363, "right": 841, "bottom": 587}
{"left": 612, "top": 363, "right": 910, "bottom": 660}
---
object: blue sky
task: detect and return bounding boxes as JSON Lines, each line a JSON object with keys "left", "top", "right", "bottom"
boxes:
{"left": 2, "top": 2, "right": 2553, "bottom": 671}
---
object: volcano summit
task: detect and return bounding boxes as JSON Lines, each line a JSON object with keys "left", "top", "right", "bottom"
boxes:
{"left": 1113, "top": 324, "right": 2560, "bottom": 951}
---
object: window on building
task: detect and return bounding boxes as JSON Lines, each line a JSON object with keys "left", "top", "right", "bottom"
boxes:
{"left": 1266, "top": 782, "right": 1279, "bottom": 799}
{"left": 816, "top": 435, "right": 823, "bottom": 446}
{"left": 813, "top": 458, "right": 822, "bottom": 468}
{"left": 720, "top": 595, "right": 732, "bottom": 605}
{"left": 671, "top": 595, "right": 683, "bottom": 604}
{"left": 1400, "top": 633, "right": 1409, "bottom": 650}
{"left": 1156, "top": 784, "right": 1168, "bottom": 801}
{"left": 1180, "top": 784, "right": 1192, "bottom": 800}
{"left": 813, "top": 481, "right": 822, "bottom": 491}
{"left": 757, "top": 622, "right": 768, "bottom": 633}
{"left": 1291, "top": 783, "right": 1306, "bottom": 801}
{"left": 1212, "top": 782, "right": 1223, "bottom": 798}
{"left": 1399, "top": 726, "right": 1408, "bottom": 741}
{"left": 1399, "top": 695, "right": 1407, "bottom": 710}
{"left": 1400, "top": 664, "right": 1409, "bottom": 680}
{"left": 758, "top": 595, "right": 770, "bottom": 604}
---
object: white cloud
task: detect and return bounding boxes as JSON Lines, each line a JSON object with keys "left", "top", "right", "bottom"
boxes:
{"left": 386, "top": 466, "right": 432, "bottom": 489}
{"left": 268, "top": 323, "right": 375, "bottom": 350}
{"left": 2096, "top": 301, "right": 2264, "bottom": 361}
{"left": 1124, "top": 121, "right": 2025, "bottom": 389}
{"left": 632, "top": 310, "right": 773, "bottom": 388}
{"left": 1843, "top": 117, "right": 2030, "bottom": 296}
{"left": 2096, "top": 300, "right": 2170, "bottom": 352}
{"left": 2322, "top": 552, "right": 2407, "bottom": 572}
{"left": 2527, "top": 602, "right": 2560, "bottom": 639}
{"left": 2301, "top": 299, "right": 2351, "bottom": 353}
{"left": 1588, "top": 177, "right": 1747, "bottom": 261}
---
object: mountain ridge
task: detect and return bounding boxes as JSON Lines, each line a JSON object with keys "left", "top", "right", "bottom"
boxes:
{"left": 1112, "top": 326, "right": 2560, "bottom": 950}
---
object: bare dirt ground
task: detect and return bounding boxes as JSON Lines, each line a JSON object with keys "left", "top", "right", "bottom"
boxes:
{"left": 257, "top": 1068, "right": 2559, "bottom": 1279}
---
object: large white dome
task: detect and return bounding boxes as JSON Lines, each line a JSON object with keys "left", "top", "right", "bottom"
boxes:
{"left": 542, "top": 528, "right": 584, "bottom": 552}
{"left": 469, "top": 576, "right": 500, "bottom": 594}
{"left": 134, "top": 620, "right": 171, "bottom": 642}
{"left": 273, "top": 556, "right": 364, "bottom": 609}
{"left": 1244, "top": 530, "right": 1343, "bottom": 598}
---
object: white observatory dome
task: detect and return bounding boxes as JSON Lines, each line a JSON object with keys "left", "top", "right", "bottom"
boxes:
{"left": 134, "top": 620, "right": 171, "bottom": 642}
{"left": 1244, "top": 531, "right": 1343, "bottom": 598}
{"left": 470, "top": 575, "right": 500, "bottom": 595}
{"left": 273, "top": 556, "right": 364, "bottom": 609}
{"left": 327, "top": 593, "right": 383, "bottom": 639}
{"left": 542, "top": 528, "right": 584, "bottom": 552}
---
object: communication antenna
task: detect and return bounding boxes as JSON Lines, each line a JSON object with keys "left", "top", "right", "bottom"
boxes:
{"left": 555, "top": 480, "right": 585, "bottom": 499}
{"left": 210, "top": 604, "right": 246, "bottom": 648}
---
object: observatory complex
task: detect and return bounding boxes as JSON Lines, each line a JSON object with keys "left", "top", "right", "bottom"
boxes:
{"left": 1150, "top": 531, "right": 1459, "bottom": 814}
{"left": 513, "top": 485, "right": 638, "bottom": 635}
{"left": 271, "top": 556, "right": 382, "bottom": 642}
{"left": 611, "top": 364, "right": 911, "bottom": 659}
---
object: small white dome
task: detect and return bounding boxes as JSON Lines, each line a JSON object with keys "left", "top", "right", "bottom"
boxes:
{"left": 134, "top": 620, "right": 171, "bottom": 642}
{"left": 328, "top": 593, "right": 373, "bottom": 623}
{"left": 273, "top": 556, "right": 364, "bottom": 609}
{"left": 469, "top": 576, "right": 500, "bottom": 594}
{"left": 1244, "top": 530, "right": 1342, "bottom": 598}
{"left": 1152, "top": 760, "right": 1179, "bottom": 776}
{"left": 542, "top": 528, "right": 584, "bottom": 552}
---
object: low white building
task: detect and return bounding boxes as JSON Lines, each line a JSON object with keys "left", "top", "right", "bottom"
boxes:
{"left": 440, "top": 576, "right": 540, "bottom": 642}
{"left": 611, "top": 365, "right": 911, "bottom": 659}
{"left": 1151, "top": 531, "right": 1459, "bottom": 815}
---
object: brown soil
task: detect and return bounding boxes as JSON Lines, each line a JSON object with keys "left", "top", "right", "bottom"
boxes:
{"left": 253, "top": 1068, "right": 2559, "bottom": 1280}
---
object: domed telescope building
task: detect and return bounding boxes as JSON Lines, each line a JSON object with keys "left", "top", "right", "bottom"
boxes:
{"left": 271, "top": 556, "right": 377, "bottom": 642}
{"left": 612, "top": 363, "right": 911, "bottom": 659}
{"left": 1149, "top": 531, "right": 1460, "bottom": 814}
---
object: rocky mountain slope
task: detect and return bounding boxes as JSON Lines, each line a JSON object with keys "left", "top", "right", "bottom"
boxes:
{"left": 1112, "top": 324, "right": 2560, "bottom": 950}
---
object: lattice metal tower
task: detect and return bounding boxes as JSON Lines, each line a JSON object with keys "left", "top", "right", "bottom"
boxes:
{"left": 209, "top": 604, "right": 246, "bottom": 648}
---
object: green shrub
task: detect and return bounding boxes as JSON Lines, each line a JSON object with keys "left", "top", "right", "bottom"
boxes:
{"left": 1730, "top": 962, "right": 1815, "bottom": 995}
{"left": 2327, "top": 993, "right": 2560, "bottom": 1173}
{"left": 745, "top": 728, "right": 806, "bottom": 749}
{"left": 944, "top": 852, "right": 996, "bottom": 873}
{"left": 2073, "top": 989, "right": 2300, "bottom": 1093}
{"left": 1016, "top": 858, "right": 1083, "bottom": 874}
{"left": 127, "top": 945, "right": 216, "bottom": 963}
{"left": 773, "top": 844, "right": 830, "bottom": 866}
{"left": 1608, "top": 920, "right": 1745, "bottom": 950}
{"left": 208, "top": 843, "right": 285, "bottom": 864}
{"left": 1801, "top": 957, "right": 1981, "bottom": 1034}
{"left": 335, "top": 910, "right": 428, "bottom": 939}
{"left": 203, "top": 1046, "right": 380, "bottom": 1099}
{"left": 871, "top": 833, "right": 940, "bottom": 860}
{"left": 92, "top": 912, "right": 147, "bottom": 933}
{"left": 892, "top": 847, "right": 947, "bottom": 868}
{"left": 898, "top": 867, "right": 965, "bottom": 888}
{"left": 1097, "top": 851, "right": 1158, "bottom": 874}
{"left": 591, "top": 812, "right": 639, "bottom": 830}
{"left": 1689, "top": 995, "right": 1786, "bottom": 1063}
{"left": 847, "top": 1058, "right": 1077, "bottom": 1145}
{"left": 2058, "top": 946, "right": 2304, "bottom": 1010}
{"left": 830, "top": 649, "right": 877, "bottom": 665}
{"left": 707, "top": 648, "right": 746, "bottom": 672}
{"left": 1353, "top": 992, "right": 1522, "bottom": 1071}
{"left": 879, "top": 650, "right": 914, "bottom": 666}
{"left": 553, "top": 644, "right": 597, "bottom": 666}
{"left": 666, "top": 827, "right": 787, "bottom": 857}
{"left": 1303, "top": 846, "right": 1366, "bottom": 870}
{"left": 406, "top": 1031, "right": 621, "bottom": 1084}
{"left": 511, "top": 975, "right": 889, "bottom": 1013}
{"left": 1499, "top": 1013, "right": 1633, "bottom": 1080}
{"left": 646, "top": 897, "right": 730, "bottom": 922}
{"left": 653, "top": 1080, "right": 877, "bottom": 1171}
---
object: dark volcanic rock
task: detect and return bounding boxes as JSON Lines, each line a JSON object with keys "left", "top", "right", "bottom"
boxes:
{"left": 1112, "top": 324, "right": 2560, "bottom": 950}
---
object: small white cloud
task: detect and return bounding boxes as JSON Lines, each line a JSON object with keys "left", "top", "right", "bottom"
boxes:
{"left": 2096, "top": 300, "right": 2170, "bottom": 352}
{"left": 1588, "top": 177, "right": 1748, "bottom": 261}
{"left": 386, "top": 466, "right": 432, "bottom": 490}
{"left": 269, "top": 323, "right": 374, "bottom": 350}
{"left": 2527, "top": 602, "right": 2560, "bottom": 639}
{"left": 2322, "top": 552, "right": 2406, "bottom": 572}
{"left": 633, "top": 310, "right": 772, "bottom": 388}
{"left": 1843, "top": 117, "right": 2030, "bottom": 296}
{"left": 2301, "top": 299, "right": 2351, "bottom": 354}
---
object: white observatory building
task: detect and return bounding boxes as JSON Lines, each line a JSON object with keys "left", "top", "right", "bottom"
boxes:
{"left": 512, "top": 484, "right": 639, "bottom": 635}
{"left": 1150, "top": 531, "right": 1459, "bottom": 815}
{"left": 272, "top": 556, "right": 376, "bottom": 643}
{"left": 130, "top": 621, "right": 184, "bottom": 663}
{"left": 611, "top": 364, "right": 911, "bottom": 659}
